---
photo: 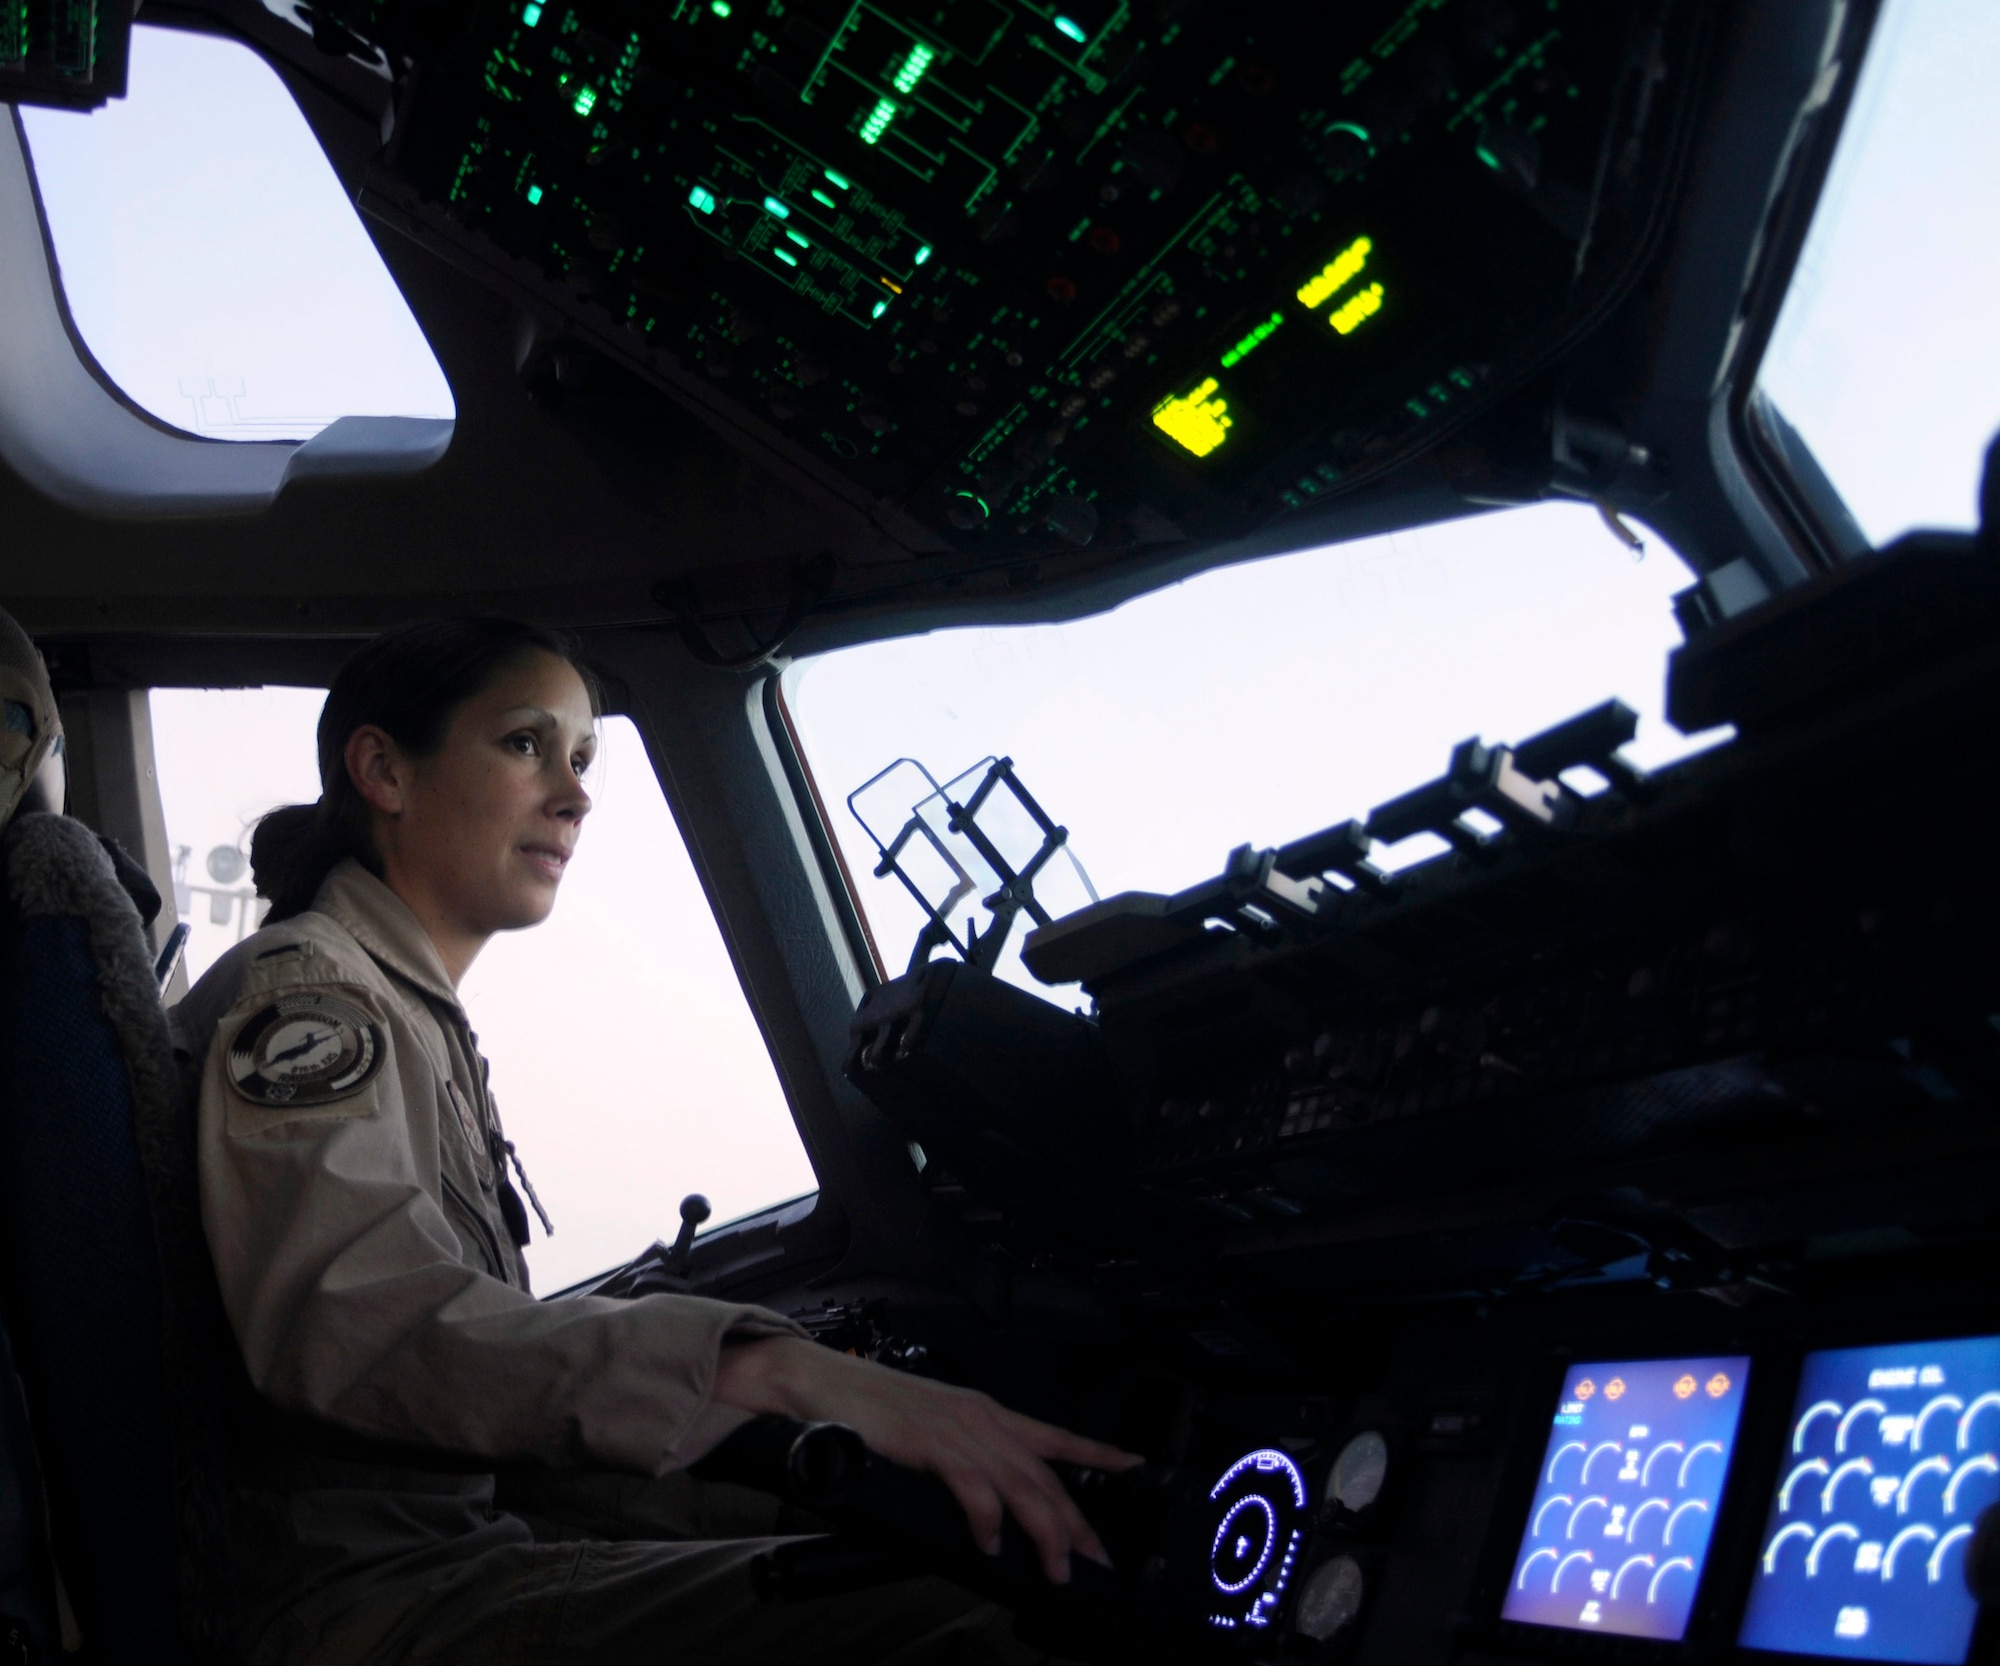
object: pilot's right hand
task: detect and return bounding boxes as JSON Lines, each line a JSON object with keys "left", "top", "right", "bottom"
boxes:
{"left": 712, "top": 1334, "right": 1141, "bottom": 1585}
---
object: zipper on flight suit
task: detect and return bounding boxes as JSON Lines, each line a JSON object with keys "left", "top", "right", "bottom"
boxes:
{"left": 460, "top": 1026, "right": 552, "bottom": 1248}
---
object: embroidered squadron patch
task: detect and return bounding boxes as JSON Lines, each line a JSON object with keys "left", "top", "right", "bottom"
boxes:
{"left": 228, "top": 993, "right": 384, "bottom": 1107}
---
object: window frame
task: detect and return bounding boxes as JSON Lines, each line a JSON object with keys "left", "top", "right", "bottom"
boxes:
{"left": 763, "top": 671, "right": 887, "bottom": 988}
{"left": 0, "top": 29, "right": 454, "bottom": 517}
{"left": 1721, "top": 0, "right": 1893, "bottom": 573}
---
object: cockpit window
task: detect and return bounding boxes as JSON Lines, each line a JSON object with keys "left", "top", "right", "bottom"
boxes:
{"left": 151, "top": 690, "right": 813, "bottom": 1290}
{"left": 1752, "top": 0, "right": 1999, "bottom": 547}
{"left": 784, "top": 501, "right": 1727, "bottom": 1003}
{"left": 19, "top": 26, "right": 453, "bottom": 442}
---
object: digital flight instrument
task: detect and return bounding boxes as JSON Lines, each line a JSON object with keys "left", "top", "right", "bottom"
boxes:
{"left": 1505, "top": 1357, "right": 1750, "bottom": 1642}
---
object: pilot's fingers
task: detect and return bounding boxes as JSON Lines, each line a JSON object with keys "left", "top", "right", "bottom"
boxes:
{"left": 999, "top": 1406, "right": 1144, "bottom": 1473}
{"left": 940, "top": 1397, "right": 1124, "bottom": 1575}
{"left": 1006, "top": 1443, "right": 1114, "bottom": 1568}
{"left": 935, "top": 1450, "right": 1008, "bottom": 1559}
{"left": 932, "top": 1415, "right": 1108, "bottom": 1582}
{"left": 987, "top": 1447, "right": 1101, "bottom": 1583}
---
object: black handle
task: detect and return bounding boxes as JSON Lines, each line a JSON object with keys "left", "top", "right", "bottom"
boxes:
{"left": 690, "top": 1416, "right": 869, "bottom": 1510}
{"left": 692, "top": 1416, "right": 1198, "bottom": 1658}
{"left": 663, "top": 1193, "right": 711, "bottom": 1278}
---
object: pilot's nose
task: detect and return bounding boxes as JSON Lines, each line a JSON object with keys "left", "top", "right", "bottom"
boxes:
{"left": 553, "top": 763, "right": 591, "bottom": 821}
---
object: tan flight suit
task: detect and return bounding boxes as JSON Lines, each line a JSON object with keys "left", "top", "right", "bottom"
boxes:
{"left": 173, "top": 858, "right": 1042, "bottom": 1666}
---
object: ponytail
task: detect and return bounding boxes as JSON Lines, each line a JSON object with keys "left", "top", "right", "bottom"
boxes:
{"left": 248, "top": 800, "right": 369, "bottom": 923}
{"left": 250, "top": 618, "right": 599, "bottom": 922}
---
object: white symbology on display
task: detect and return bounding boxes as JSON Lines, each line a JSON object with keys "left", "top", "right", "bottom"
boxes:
{"left": 1739, "top": 1338, "right": 2000, "bottom": 1666}
{"left": 1503, "top": 1357, "right": 1750, "bottom": 1642}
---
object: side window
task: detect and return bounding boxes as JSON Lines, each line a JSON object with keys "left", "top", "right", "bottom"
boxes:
{"left": 1751, "top": 0, "right": 2000, "bottom": 546}
{"left": 19, "top": 26, "right": 452, "bottom": 442}
{"left": 149, "top": 690, "right": 815, "bottom": 1289}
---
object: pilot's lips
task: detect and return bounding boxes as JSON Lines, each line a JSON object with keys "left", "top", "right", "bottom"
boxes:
{"left": 521, "top": 843, "right": 573, "bottom": 882}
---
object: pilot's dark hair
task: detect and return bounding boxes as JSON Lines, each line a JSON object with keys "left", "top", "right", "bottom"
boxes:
{"left": 251, "top": 618, "right": 602, "bottom": 922}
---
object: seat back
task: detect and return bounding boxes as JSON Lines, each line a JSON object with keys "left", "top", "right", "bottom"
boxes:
{"left": 0, "top": 1303, "right": 59, "bottom": 1664}
{"left": 0, "top": 813, "right": 237, "bottom": 1665}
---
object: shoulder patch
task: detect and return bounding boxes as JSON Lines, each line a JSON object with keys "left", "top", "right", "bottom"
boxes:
{"left": 255, "top": 939, "right": 314, "bottom": 964}
{"left": 228, "top": 991, "right": 384, "bottom": 1107}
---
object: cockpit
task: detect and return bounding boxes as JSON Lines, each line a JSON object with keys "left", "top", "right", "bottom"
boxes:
{"left": 1, "top": 0, "right": 1998, "bottom": 1659}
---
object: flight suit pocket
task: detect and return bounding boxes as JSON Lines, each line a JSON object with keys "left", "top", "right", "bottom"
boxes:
{"left": 443, "top": 1079, "right": 496, "bottom": 1189}
{"left": 439, "top": 1171, "right": 506, "bottom": 1278}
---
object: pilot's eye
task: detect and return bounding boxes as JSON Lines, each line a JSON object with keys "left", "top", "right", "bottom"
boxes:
{"left": 507, "top": 732, "right": 541, "bottom": 757}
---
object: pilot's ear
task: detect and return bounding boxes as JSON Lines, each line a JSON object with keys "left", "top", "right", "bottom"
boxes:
{"left": 345, "top": 725, "right": 409, "bottom": 817}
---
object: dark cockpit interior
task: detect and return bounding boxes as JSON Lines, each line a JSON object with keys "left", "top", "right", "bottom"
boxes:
{"left": 3, "top": 0, "right": 1999, "bottom": 1659}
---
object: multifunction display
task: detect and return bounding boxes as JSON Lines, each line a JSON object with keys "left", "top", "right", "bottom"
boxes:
{"left": 1205, "top": 1447, "right": 1308, "bottom": 1635}
{"left": 1505, "top": 1357, "right": 1750, "bottom": 1641}
{"left": 1739, "top": 1336, "right": 2000, "bottom": 1665}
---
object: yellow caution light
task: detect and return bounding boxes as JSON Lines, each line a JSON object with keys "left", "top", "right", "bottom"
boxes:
{"left": 1296, "top": 236, "right": 1372, "bottom": 309}
{"left": 1152, "top": 377, "right": 1232, "bottom": 458}
{"left": 879, "top": 276, "right": 903, "bottom": 293}
{"left": 1328, "top": 281, "right": 1384, "bottom": 335}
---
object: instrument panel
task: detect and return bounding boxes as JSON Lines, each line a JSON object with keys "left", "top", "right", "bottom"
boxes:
{"left": 1168, "top": 1332, "right": 1996, "bottom": 1665}
{"left": 835, "top": 538, "right": 2000, "bottom": 1663}
{"left": 331, "top": 0, "right": 1702, "bottom": 562}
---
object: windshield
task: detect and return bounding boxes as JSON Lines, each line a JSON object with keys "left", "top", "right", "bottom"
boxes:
{"left": 1753, "top": 0, "right": 1999, "bottom": 546}
{"left": 785, "top": 501, "right": 1727, "bottom": 1001}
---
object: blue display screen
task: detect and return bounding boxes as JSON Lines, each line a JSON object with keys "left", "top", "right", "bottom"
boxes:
{"left": 1503, "top": 1356, "right": 1751, "bottom": 1640}
{"left": 1739, "top": 1336, "right": 2000, "bottom": 1664}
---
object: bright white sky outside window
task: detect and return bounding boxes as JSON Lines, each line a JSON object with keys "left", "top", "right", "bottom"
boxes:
{"left": 1755, "top": 0, "right": 2000, "bottom": 545}
{"left": 20, "top": 26, "right": 453, "bottom": 441}
{"left": 788, "top": 503, "right": 1727, "bottom": 999}
{"left": 150, "top": 692, "right": 814, "bottom": 1291}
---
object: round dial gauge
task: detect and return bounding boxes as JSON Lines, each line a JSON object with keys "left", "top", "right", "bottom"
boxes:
{"left": 1328, "top": 1429, "right": 1389, "bottom": 1513}
{"left": 1295, "top": 1554, "right": 1366, "bottom": 1643}
{"left": 1205, "top": 1447, "right": 1308, "bottom": 1634}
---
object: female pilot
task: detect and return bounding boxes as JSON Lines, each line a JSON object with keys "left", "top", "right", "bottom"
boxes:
{"left": 175, "top": 617, "right": 1132, "bottom": 1665}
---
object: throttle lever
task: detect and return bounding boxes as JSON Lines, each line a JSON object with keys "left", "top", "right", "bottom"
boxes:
{"left": 689, "top": 1415, "right": 869, "bottom": 1510}
{"left": 692, "top": 1416, "right": 1190, "bottom": 1658}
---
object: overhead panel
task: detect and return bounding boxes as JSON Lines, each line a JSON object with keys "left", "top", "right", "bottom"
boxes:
{"left": 339, "top": 0, "right": 1701, "bottom": 562}
{"left": 0, "top": 0, "right": 132, "bottom": 108}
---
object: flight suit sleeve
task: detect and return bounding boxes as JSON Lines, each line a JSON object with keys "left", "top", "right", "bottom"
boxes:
{"left": 198, "top": 970, "right": 806, "bottom": 1475}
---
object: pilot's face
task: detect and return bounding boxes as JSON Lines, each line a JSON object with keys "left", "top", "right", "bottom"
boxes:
{"left": 396, "top": 651, "right": 597, "bottom": 940}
